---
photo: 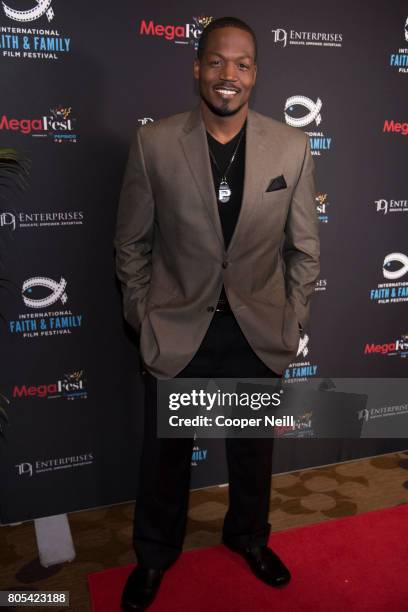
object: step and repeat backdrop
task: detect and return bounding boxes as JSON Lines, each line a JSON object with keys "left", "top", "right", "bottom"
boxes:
{"left": 0, "top": 1, "right": 407, "bottom": 523}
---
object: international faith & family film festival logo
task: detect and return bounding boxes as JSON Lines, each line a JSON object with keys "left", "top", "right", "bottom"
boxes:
{"left": 388, "top": 17, "right": 408, "bottom": 74}
{"left": 139, "top": 15, "right": 213, "bottom": 49}
{"left": 0, "top": 106, "right": 78, "bottom": 143}
{"left": 284, "top": 95, "right": 332, "bottom": 156}
{"left": 8, "top": 275, "right": 83, "bottom": 339}
{"left": 369, "top": 252, "right": 408, "bottom": 304}
{"left": 0, "top": 0, "right": 71, "bottom": 60}
{"left": 284, "top": 334, "right": 319, "bottom": 383}
{"left": 191, "top": 438, "right": 208, "bottom": 467}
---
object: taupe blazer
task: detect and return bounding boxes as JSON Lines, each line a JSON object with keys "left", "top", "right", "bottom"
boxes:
{"left": 114, "top": 106, "right": 320, "bottom": 378}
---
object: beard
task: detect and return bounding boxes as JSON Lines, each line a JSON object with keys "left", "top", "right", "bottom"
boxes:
{"left": 200, "top": 88, "right": 246, "bottom": 117}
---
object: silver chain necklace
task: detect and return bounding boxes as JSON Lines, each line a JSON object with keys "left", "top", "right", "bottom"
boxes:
{"left": 208, "top": 127, "right": 245, "bottom": 203}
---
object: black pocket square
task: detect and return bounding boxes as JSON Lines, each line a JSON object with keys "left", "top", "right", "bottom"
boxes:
{"left": 266, "top": 175, "right": 287, "bottom": 192}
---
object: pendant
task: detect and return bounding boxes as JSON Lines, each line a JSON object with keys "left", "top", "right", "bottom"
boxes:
{"left": 218, "top": 180, "right": 231, "bottom": 203}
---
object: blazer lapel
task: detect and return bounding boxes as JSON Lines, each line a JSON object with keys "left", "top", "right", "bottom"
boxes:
{"left": 179, "top": 107, "right": 282, "bottom": 256}
{"left": 227, "top": 109, "right": 277, "bottom": 257}
{"left": 179, "top": 107, "right": 224, "bottom": 249}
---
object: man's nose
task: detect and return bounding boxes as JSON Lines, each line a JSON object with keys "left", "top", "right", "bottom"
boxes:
{"left": 220, "top": 61, "right": 238, "bottom": 81}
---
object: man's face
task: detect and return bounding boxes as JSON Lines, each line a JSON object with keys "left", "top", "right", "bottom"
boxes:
{"left": 194, "top": 26, "right": 257, "bottom": 117}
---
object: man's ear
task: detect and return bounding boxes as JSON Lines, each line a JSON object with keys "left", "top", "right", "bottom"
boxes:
{"left": 193, "top": 58, "right": 200, "bottom": 80}
{"left": 252, "top": 63, "right": 258, "bottom": 86}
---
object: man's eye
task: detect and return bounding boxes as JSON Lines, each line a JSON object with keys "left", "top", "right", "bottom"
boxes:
{"left": 239, "top": 63, "right": 249, "bottom": 70}
{"left": 210, "top": 60, "right": 221, "bottom": 66}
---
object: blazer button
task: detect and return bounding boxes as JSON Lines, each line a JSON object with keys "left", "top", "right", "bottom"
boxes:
{"left": 207, "top": 306, "right": 215, "bottom": 312}
{"left": 222, "top": 261, "right": 228, "bottom": 269}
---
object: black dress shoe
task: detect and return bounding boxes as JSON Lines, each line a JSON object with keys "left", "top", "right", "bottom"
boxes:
{"left": 223, "top": 542, "right": 291, "bottom": 587}
{"left": 121, "top": 566, "right": 165, "bottom": 611}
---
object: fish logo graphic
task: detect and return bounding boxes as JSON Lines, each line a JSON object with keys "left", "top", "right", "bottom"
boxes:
{"left": 297, "top": 333, "right": 310, "bottom": 358}
{"left": 285, "top": 95, "right": 323, "bottom": 128}
{"left": 22, "top": 276, "right": 67, "bottom": 308}
{"left": 382, "top": 253, "right": 408, "bottom": 280}
{"left": 2, "top": 0, "right": 54, "bottom": 23}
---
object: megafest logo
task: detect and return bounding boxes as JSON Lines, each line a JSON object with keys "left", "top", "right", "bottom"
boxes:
{"left": 15, "top": 451, "right": 94, "bottom": 477}
{"left": 364, "top": 334, "right": 408, "bottom": 359}
{"left": 0, "top": 210, "right": 84, "bottom": 231}
{"left": 388, "top": 17, "right": 408, "bottom": 74}
{"left": 271, "top": 27, "right": 343, "bottom": 49}
{"left": 284, "top": 95, "right": 332, "bottom": 156}
{"left": 139, "top": 16, "right": 213, "bottom": 49}
{"left": 369, "top": 252, "right": 408, "bottom": 304}
{"left": 0, "top": 106, "right": 77, "bottom": 143}
{"left": 0, "top": 0, "right": 72, "bottom": 61}
{"left": 284, "top": 334, "right": 319, "bottom": 383}
{"left": 374, "top": 198, "right": 408, "bottom": 215}
{"left": 275, "top": 409, "right": 313, "bottom": 438}
{"left": 8, "top": 275, "right": 83, "bottom": 339}
{"left": 12, "top": 370, "right": 87, "bottom": 401}
{"left": 316, "top": 192, "right": 330, "bottom": 223}
{"left": 383, "top": 119, "right": 408, "bottom": 136}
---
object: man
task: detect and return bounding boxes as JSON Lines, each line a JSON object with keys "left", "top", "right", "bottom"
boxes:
{"left": 115, "top": 16, "right": 319, "bottom": 611}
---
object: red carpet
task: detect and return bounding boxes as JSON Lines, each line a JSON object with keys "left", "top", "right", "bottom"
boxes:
{"left": 88, "top": 504, "right": 408, "bottom": 611}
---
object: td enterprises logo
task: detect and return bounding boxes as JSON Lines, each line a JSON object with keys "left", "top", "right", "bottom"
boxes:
{"left": 138, "top": 117, "right": 154, "bottom": 126}
{"left": 358, "top": 403, "right": 408, "bottom": 423}
{"left": 315, "top": 278, "right": 327, "bottom": 293}
{"left": 0, "top": 1, "right": 71, "bottom": 61}
{"left": 13, "top": 370, "right": 87, "bottom": 400}
{"left": 271, "top": 27, "right": 343, "bottom": 49}
{"left": 139, "top": 16, "right": 213, "bottom": 48}
{"left": 0, "top": 210, "right": 84, "bottom": 231}
{"left": 284, "top": 334, "right": 318, "bottom": 383}
{"left": 8, "top": 275, "right": 83, "bottom": 339}
{"left": 0, "top": 106, "right": 78, "bottom": 143}
{"left": 15, "top": 452, "right": 94, "bottom": 477}
{"left": 369, "top": 253, "right": 408, "bottom": 304}
{"left": 284, "top": 95, "right": 332, "bottom": 156}
{"left": 374, "top": 198, "right": 408, "bottom": 215}
{"left": 388, "top": 17, "right": 408, "bottom": 74}
{"left": 364, "top": 334, "right": 408, "bottom": 358}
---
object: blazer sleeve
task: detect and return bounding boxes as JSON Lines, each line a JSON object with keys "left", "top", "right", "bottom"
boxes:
{"left": 114, "top": 127, "right": 154, "bottom": 334}
{"left": 282, "top": 135, "right": 320, "bottom": 331}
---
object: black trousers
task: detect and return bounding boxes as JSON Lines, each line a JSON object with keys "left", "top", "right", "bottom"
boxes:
{"left": 133, "top": 310, "right": 278, "bottom": 569}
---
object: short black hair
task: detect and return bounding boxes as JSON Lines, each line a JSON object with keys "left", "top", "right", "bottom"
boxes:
{"left": 196, "top": 16, "right": 257, "bottom": 63}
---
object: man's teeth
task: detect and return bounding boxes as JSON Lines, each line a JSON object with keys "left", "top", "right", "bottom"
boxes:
{"left": 216, "top": 89, "right": 237, "bottom": 96}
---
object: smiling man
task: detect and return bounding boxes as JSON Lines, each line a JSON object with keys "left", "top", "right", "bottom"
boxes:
{"left": 115, "top": 16, "right": 320, "bottom": 611}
